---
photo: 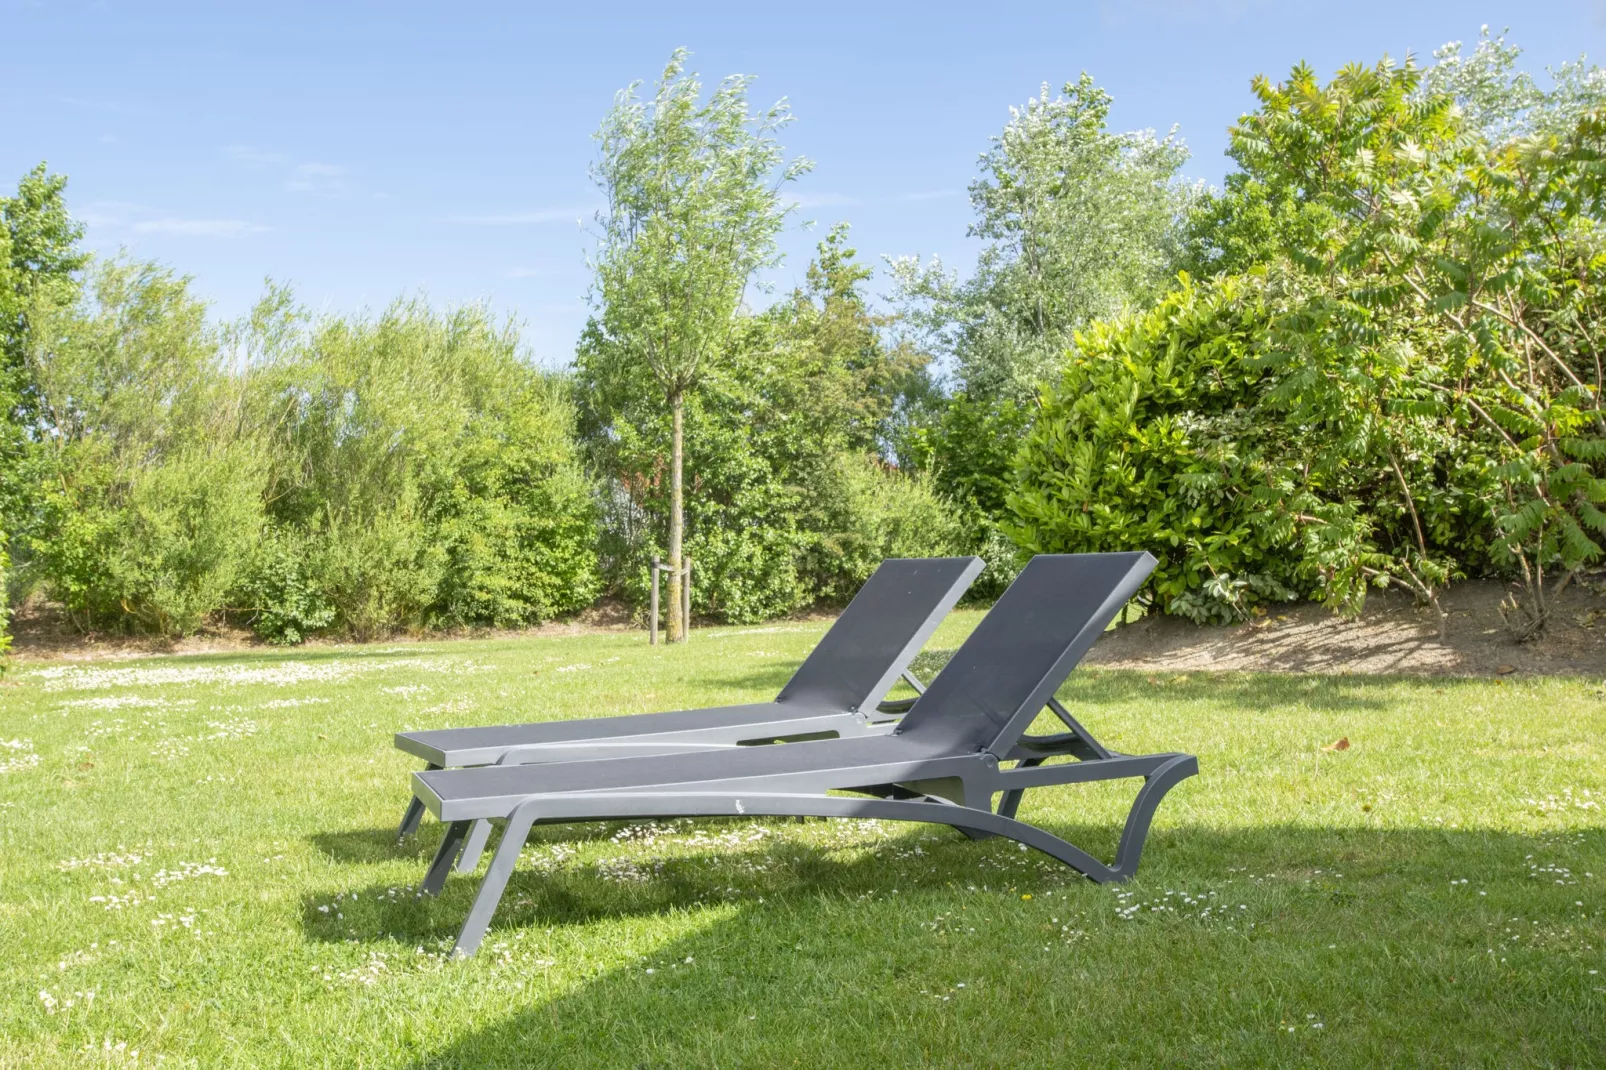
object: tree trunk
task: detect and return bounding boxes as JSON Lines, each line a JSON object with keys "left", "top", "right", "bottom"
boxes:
{"left": 667, "top": 392, "right": 684, "bottom": 643}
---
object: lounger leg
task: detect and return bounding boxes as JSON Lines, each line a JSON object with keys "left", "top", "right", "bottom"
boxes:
{"left": 455, "top": 819, "right": 495, "bottom": 873}
{"left": 996, "top": 758, "right": 1045, "bottom": 820}
{"left": 1108, "top": 755, "right": 1197, "bottom": 880}
{"left": 397, "top": 763, "right": 442, "bottom": 842}
{"left": 420, "top": 820, "right": 471, "bottom": 897}
{"left": 452, "top": 806, "right": 539, "bottom": 959}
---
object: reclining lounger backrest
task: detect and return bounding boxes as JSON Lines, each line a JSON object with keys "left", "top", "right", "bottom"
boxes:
{"left": 775, "top": 556, "right": 984, "bottom": 713}
{"left": 894, "top": 552, "right": 1156, "bottom": 757}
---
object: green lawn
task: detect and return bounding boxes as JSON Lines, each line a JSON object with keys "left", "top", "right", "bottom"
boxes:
{"left": 1, "top": 611, "right": 1603, "bottom": 1067}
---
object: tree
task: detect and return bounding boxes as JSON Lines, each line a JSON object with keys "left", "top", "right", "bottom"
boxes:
{"left": 588, "top": 50, "right": 809, "bottom": 640}
{"left": 886, "top": 74, "right": 1193, "bottom": 588}
{"left": 1, "top": 165, "right": 89, "bottom": 553}
{"left": 576, "top": 227, "right": 956, "bottom": 621}
{"left": 890, "top": 74, "right": 1192, "bottom": 401}
{"left": 1, "top": 164, "right": 88, "bottom": 374}
{"left": 240, "top": 294, "right": 601, "bottom": 641}
{"left": 0, "top": 165, "right": 89, "bottom": 651}
{"left": 1421, "top": 27, "right": 1606, "bottom": 142}
{"left": 25, "top": 259, "right": 265, "bottom": 635}
{"left": 1029, "top": 46, "right": 1606, "bottom": 637}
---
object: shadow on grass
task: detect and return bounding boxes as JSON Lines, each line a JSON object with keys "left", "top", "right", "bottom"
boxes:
{"left": 696, "top": 664, "right": 798, "bottom": 694}
{"left": 325, "top": 819, "right": 1601, "bottom": 1068}
{"left": 299, "top": 817, "right": 1601, "bottom": 948}
{"left": 711, "top": 660, "right": 1454, "bottom": 717}
{"left": 309, "top": 819, "right": 637, "bottom": 867}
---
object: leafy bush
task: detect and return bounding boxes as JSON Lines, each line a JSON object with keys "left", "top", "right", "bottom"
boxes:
{"left": 579, "top": 230, "right": 959, "bottom": 622}
{"left": 1015, "top": 49, "right": 1606, "bottom": 635}
{"left": 1009, "top": 271, "right": 1503, "bottom": 624}
{"left": 1009, "top": 276, "right": 1298, "bottom": 622}
{"left": 22, "top": 260, "right": 265, "bottom": 636}
{"left": 800, "top": 454, "right": 967, "bottom": 605}
{"left": 235, "top": 526, "right": 336, "bottom": 645}
{"left": 244, "top": 295, "right": 600, "bottom": 639}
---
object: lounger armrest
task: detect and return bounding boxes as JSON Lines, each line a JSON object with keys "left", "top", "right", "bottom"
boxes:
{"left": 1004, "top": 732, "right": 1118, "bottom": 762}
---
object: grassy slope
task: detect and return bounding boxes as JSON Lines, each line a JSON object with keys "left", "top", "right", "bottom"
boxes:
{"left": 0, "top": 609, "right": 1602, "bottom": 1068}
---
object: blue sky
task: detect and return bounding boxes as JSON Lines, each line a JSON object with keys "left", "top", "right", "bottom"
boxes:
{"left": 5, "top": 1, "right": 1602, "bottom": 365}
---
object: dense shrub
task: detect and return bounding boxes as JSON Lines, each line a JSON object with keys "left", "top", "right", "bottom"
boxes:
{"left": 22, "top": 260, "right": 265, "bottom": 635}
{"left": 1012, "top": 267, "right": 1518, "bottom": 625}
{"left": 1009, "top": 276, "right": 1309, "bottom": 623}
{"left": 9, "top": 263, "right": 600, "bottom": 641}
{"left": 578, "top": 231, "right": 963, "bottom": 622}
{"left": 243, "top": 296, "right": 602, "bottom": 639}
{"left": 798, "top": 453, "right": 966, "bottom": 605}
{"left": 1013, "top": 50, "right": 1606, "bottom": 633}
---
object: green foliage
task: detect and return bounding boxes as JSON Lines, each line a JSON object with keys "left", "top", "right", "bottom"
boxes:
{"left": 590, "top": 49, "right": 809, "bottom": 405}
{"left": 580, "top": 230, "right": 959, "bottom": 621}
{"left": 588, "top": 50, "right": 811, "bottom": 637}
{"left": 0, "top": 163, "right": 88, "bottom": 375}
{"left": 799, "top": 454, "right": 966, "bottom": 606}
{"left": 1422, "top": 28, "right": 1606, "bottom": 142}
{"left": 919, "top": 394, "right": 1029, "bottom": 599}
{"left": 245, "top": 296, "right": 601, "bottom": 639}
{"left": 1, "top": 164, "right": 90, "bottom": 632}
{"left": 22, "top": 259, "right": 264, "bottom": 635}
{"left": 888, "top": 74, "right": 1193, "bottom": 575}
{"left": 10, "top": 258, "right": 597, "bottom": 641}
{"left": 234, "top": 526, "right": 335, "bottom": 645}
{"left": 1011, "top": 277, "right": 1292, "bottom": 622}
{"left": 1023, "top": 46, "right": 1606, "bottom": 632}
{"left": 891, "top": 75, "right": 1194, "bottom": 404}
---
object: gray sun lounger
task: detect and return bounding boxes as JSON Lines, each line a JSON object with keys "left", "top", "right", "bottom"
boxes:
{"left": 393, "top": 556, "right": 984, "bottom": 865}
{"left": 410, "top": 552, "right": 1198, "bottom": 957}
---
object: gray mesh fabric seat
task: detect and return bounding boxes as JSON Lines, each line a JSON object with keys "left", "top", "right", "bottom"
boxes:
{"left": 409, "top": 553, "right": 1198, "bottom": 957}
{"left": 392, "top": 557, "right": 983, "bottom": 868}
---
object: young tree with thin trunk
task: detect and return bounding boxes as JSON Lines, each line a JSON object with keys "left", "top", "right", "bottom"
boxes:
{"left": 588, "top": 49, "right": 808, "bottom": 640}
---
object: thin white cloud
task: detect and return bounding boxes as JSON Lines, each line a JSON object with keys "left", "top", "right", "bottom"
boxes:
{"left": 285, "top": 162, "right": 350, "bottom": 196}
{"left": 1098, "top": 0, "right": 1275, "bottom": 25}
{"left": 788, "top": 192, "right": 860, "bottom": 208}
{"left": 60, "top": 96, "right": 155, "bottom": 117}
{"left": 74, "top": 200, "right": 147, "bottom": 229}
{"left": 445, "top": 209, "right": 590, "bottom": 225}
{"left": 131, "top": 218, "right": 270, "bottom": 237}
{"left": 226, "top": 145, "right": 287, "bottom": 167}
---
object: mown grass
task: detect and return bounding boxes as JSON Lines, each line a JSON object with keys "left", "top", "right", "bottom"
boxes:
{"left": 0, "top": 609, "right": 1603, "bottom": 1068}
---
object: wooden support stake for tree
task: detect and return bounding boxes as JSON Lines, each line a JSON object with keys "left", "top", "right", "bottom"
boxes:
{"left": 681, "top": 556, "right": 692, "bottom": 643}
{"left": 650, "top": 557, "right": 660, "bottom": 646}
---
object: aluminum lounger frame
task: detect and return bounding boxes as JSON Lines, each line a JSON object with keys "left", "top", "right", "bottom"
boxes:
{"left": 410, "top": 552, "right": 1198, "bottom": 957}
{"left": 392, "top": 556, "right": 984, "bottom": 867}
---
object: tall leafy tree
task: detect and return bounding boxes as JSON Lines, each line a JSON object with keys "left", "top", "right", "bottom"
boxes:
{"left": 576, "top": 226, "right": 955, "bottom": 622}
{"left": 888, "top": 75, "right": 1191, "bottom": 587}
{"left": 587, "top": 49, "right": 809, "bottom": 640}
{"left": 1421, "top": 27, "right": 1606, "bottom": 143}
{"left": 0, "top": 164, "right": 89, "bottom": 651}
{"left": 892, "top": 75, "right": 1191, "bottom": 402}
{"left": 1024, "top": 46, "right": 1606, "bottom": 637}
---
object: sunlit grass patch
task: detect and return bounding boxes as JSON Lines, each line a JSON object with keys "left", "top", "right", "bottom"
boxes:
{"left": 1, "top": 612, "right": 1603, "bottom": 1067}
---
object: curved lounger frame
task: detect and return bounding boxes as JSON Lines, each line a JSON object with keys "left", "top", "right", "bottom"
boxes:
{"left": 405, "top": 552, "right": 1199, "bottom": 958}
{"left": 425, "top": 752, "right": 1197, "bottom": 958}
